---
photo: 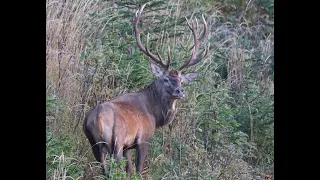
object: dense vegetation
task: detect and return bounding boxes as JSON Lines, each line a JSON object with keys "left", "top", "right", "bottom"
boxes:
{"left": 46, "top": 0, "right": 273, "bottom": 179}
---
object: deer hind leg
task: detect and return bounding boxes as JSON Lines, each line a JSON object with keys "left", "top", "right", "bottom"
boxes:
{"left": 107, "top": 139, "right": 124, "bottom": 178}
{"left": 100, "top": 151, "right": 107, "bottom": 176}
{"left": 96, "top": 143, "right": 109, "bottom": 177}
{"left": 106, "top": 153, "right": 113, "bottom": 178}
{"left": 114, "top": 141, "right": 124, "bottom": 162}
{"left": 97, "top": 143, "right": 112, "bottom": 178}
{"left": 84, "top": 130, "right": 107, "bottom": 176}
{"left": 89, "top": 144, "right": 107, "bottom": 176}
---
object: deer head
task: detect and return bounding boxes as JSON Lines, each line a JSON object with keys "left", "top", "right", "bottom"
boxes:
{"left": 134, "top": 4, "right": 209, "bottom": 99}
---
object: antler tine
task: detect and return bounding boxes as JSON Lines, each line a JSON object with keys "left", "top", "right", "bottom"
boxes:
{"left": 178, "top": 15, "right": 208, "bottom": 72}
{"left": 167, "top": 46, "right": 171, "bottom": 69}
{"left": 202, "top": 44, "right": 210, "bottom": 60}
{"left": 133, "top": 4, "right": 169, "bottom": 70}
{"left": 199, "top": 15, "right": 208, "bottom": 41}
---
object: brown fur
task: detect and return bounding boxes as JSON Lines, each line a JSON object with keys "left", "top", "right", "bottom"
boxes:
{"left": 83, "top": 72, "right": 184, "bottom": 176}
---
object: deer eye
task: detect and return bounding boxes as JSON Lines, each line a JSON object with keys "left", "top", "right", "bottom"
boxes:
{"left": 164, "top": 78, "right": 169, "bottom": 82}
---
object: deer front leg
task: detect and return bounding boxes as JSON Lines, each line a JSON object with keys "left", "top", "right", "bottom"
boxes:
{"left": 136, "top": 143, "right": 148, "bottom": 175}
{"left": 124, "top": 149, "right": 133, "bottom": 176}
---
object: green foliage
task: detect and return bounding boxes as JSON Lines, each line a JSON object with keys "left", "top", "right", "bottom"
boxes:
{"left": 257, "top": 0, "right": 274, "bottom": 14}
{"left": 46, "top": 96, "right": 57, "bottom": 113}
{"left": 46, "top": 131, "right": 83, "bottom": 179}
{"left": 105, "top": 158, "right": 128, "bottom": 179}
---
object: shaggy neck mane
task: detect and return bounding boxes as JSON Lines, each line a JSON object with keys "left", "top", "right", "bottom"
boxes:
{"left": 139, "top": 81, "right": 177, "bottom": 127}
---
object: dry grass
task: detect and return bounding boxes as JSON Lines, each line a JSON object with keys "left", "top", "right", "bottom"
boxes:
{"left": 46, "top": 0, "right": 112, "bottom": 133}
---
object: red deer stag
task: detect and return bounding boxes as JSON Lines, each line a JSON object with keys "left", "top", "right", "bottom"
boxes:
{"left": 83, "top": 4, "right": 208, "bottom": 178}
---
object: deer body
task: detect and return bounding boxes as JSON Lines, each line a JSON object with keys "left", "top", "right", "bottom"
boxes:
{"left": 83, "top": 74, "right": 180, "bottom": 175}
{"left": 83, "top": 4, "right": 209, "bottom": 177}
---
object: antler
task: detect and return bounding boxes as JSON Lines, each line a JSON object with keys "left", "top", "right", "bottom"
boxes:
{"left": 133, "top": 4, "right": 171, "bottom": 70}
{"left": 178, "top": 15, "right": 209, "bottom": 72}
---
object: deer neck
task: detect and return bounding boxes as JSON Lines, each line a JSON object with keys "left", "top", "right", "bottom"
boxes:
{"left": 142, "top": 82, "right": 178, "bottom": 127}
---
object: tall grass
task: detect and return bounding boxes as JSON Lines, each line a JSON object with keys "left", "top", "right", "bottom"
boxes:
{"left": 46, "top": 0, "right": 112, "bottom": 133}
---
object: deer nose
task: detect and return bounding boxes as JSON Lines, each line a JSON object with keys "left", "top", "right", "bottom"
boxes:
{"left": 175, "top": 87, "right": 184, "bottom": 95}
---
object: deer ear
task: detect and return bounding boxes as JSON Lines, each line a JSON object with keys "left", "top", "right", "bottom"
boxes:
{"left": 181, "top": 72, "right": 198, "bottom": 82}
{"left": 151, "top": 63, "right": 163, "bottom": 77}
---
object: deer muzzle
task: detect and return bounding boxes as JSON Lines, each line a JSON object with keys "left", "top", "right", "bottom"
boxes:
{"left": 172, "top": 87, "right": 185, "bottom": 99}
